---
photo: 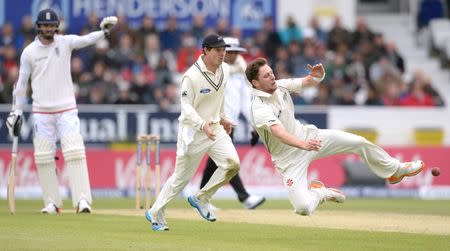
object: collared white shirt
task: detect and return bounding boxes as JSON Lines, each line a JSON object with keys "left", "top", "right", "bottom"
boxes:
{"left": 179, "top": 56, "right": 230, "bottom": 131}
{"left": 251, "top": 78, "right": 308, "bottom": 171}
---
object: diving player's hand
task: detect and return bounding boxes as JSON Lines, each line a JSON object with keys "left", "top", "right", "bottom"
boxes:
{"left": 202, "top": 120, "right": 216, "bottom": 141}
{"left": 219, "top": 118, "right": 235, "bottom": 135}
{"left": 300, "top": 139, "right": 322, "bottom": 151}
{"left": 307, "top": 63, "right": 325, "bottom": 83}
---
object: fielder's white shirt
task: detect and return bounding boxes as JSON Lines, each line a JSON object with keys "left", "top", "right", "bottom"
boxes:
{"left": 14, "top": 31, "right": 105, "bottom": 113}
{"left": 179, "top": 56, "right": 230, "bottom": 131}
{"left": 251, "top": 78, "right": 310, "bottom": 172}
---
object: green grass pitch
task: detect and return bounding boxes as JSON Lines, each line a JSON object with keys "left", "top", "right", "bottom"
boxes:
{"left": 1, "top": 198, "right": 449, "bottom": 250}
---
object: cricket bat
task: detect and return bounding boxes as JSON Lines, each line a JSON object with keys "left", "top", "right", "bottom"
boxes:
{"left": 7, "top": 136, "right": 18, "bottom": 214}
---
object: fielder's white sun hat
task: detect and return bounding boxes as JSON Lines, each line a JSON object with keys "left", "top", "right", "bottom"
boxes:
{"left": 223, "top": 37, "right": 247, "bottom": 52}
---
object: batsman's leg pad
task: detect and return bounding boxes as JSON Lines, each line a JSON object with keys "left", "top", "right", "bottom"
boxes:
{"left": 34, "top": 136, "right": 62, "bottom": 207}
{"left": 61, "top": 133, "right": 92, "bottom": 207}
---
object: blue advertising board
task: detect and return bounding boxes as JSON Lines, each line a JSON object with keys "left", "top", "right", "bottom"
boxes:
{"left": 0, "top": 0, "right": 276, "bottom": 34}
{"left": 0, "top": 105, "right": 327, "bottom": 145}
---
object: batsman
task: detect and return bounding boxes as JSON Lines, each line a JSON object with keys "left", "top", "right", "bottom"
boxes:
{"left": 6, "top": 9, "right": 117, "bottom": 214}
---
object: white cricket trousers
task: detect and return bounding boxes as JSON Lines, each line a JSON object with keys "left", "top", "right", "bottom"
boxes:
{"left": 282, "top": 128, "right": 400, "bottom": 216}
{"left": 151, "top": 123, "right": 240, "bottom": 218}
{"left": 33, "top": 109, "right": 92, "bottom": 208}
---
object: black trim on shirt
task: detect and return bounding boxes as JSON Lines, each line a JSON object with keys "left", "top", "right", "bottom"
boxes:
{"left": 194, "top": 62, "right": 223, "bottom": 91}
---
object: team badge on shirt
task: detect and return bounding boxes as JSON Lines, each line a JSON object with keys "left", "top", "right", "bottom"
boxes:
{"left": 55, "top": 47, "right": 60, "bottom": 56}
{"left": 182, "top": 90, "right": 187, "bottom": 96}
{"left": 200, "top": 88, "right": 211, "bottom": 94}
{"left": 286, "top": 178, "right": 294, "bottom": 187}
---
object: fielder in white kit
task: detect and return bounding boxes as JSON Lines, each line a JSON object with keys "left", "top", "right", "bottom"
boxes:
{"left": 6, "top": 8, "right": 117, "bottom": 214}
{"left": 199, "top": 37, "right": 265, "bottom": 210}
{"left": 245, "top": 57, "right": 425, "bottom": 216}
{"left": 145, "top": 34, "right": 240, "bottom": 231}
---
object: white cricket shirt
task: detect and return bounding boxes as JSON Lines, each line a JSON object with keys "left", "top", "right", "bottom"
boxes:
{"left": 14, "top": 31, "right": 105, "bottom": 113}
{"left": 179, "top": 56, "right": 230, "bottom": 131}
{"left": 251, "top": 78, "right": 310, "bottom": 171}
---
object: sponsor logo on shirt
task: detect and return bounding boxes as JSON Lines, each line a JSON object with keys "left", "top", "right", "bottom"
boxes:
{"left": 200, "top": 88, "right": 211, "bottom": 94}
{"left": 277, "top": 110, "right": 282, "bottom": 118}
{"left": 268, "top": 119, "right": 276, "bottom": 123}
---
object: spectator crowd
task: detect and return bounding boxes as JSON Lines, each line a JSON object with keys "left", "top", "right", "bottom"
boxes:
{"left": 0, "top": 13, "right": 445, "bottom": 111}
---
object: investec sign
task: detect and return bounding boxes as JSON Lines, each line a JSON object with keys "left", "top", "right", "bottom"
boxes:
{"left": 66, "top": 105, "right": 181, "bottom": 144}
{"left": 0, "top": 105, "right": 327, "bottom": 145}
{"left": 0, "top": 105, "right": 178, "bottom": 145}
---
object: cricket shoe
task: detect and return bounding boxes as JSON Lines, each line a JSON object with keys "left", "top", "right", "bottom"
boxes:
{"left": 187, "top": 195, "right": 216, "bottom": 222}
{"left": 145, "top": 210, "right": 169, "bottom": 231}
{"left": 41, "top": 203, "right": 60, "bottom": 214}
{"left": 310, "top": 180, "right": 346, "bottom": 203}
{"left": 243, "top": 195, "right": 266, "bottom": 209}
{"left": 76, "top": 199, "right": 92, "bottom": 213}
{"left": 388, "top": 160, "right": 425, "bottom": 184}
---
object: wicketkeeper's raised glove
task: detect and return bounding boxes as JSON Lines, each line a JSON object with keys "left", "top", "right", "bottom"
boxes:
{"left": 6, "top": 111, "right": 23, "bottom": 137}
{"left": 100, "top": 16, "right": 118, "bottom": 36}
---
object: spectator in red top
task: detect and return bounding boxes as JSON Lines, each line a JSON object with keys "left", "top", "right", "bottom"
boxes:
{"left": 400, "top": 80, "right": 435, "bottom": 106}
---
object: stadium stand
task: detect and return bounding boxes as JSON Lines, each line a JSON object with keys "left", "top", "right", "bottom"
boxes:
{"left": 0, "top": 3, "right": 447, "bottom": 110}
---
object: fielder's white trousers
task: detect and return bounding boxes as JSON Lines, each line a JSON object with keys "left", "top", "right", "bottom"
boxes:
{"left": 281, "top": 128, "right": 400, "bottom": 216}
{"left": 151, "top": 123, "right": 240, "bottom": 221}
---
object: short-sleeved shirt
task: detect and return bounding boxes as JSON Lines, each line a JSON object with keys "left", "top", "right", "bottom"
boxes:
{"left": 251, "top": 78, "right": 309, "bottom": 171}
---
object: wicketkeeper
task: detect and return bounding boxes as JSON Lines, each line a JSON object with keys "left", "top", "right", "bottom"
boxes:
{"left": 6, "top": 8, "right": 117, "bottom": 214}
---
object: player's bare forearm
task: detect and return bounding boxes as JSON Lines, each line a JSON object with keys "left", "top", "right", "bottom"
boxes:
{"left": 270, "top": 124, "right": 321, "bottom": 151}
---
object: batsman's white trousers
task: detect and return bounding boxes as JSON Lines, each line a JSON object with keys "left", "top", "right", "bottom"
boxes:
{"left": 281, "top": 128, "right": 400, "bottom": 216}
{"left": 33, "top": 109, "right": 92, "bottom": 208}
{"left": 33, "top": 109, "right": 80, "bottom": 141}
{"left": 151, "top": 123, "right": 240, "bottom": 219}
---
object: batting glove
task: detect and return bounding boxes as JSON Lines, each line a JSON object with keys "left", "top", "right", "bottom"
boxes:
{"left": 100, "top": 16, "right": 118, "bottom": 36}
{"left": 6, "top": 111, "right": 23, "bottom": 137}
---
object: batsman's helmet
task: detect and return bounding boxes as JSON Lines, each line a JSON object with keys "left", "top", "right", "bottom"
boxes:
{"left": 35, "top": 8, "right": 60, "bottom": 26}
